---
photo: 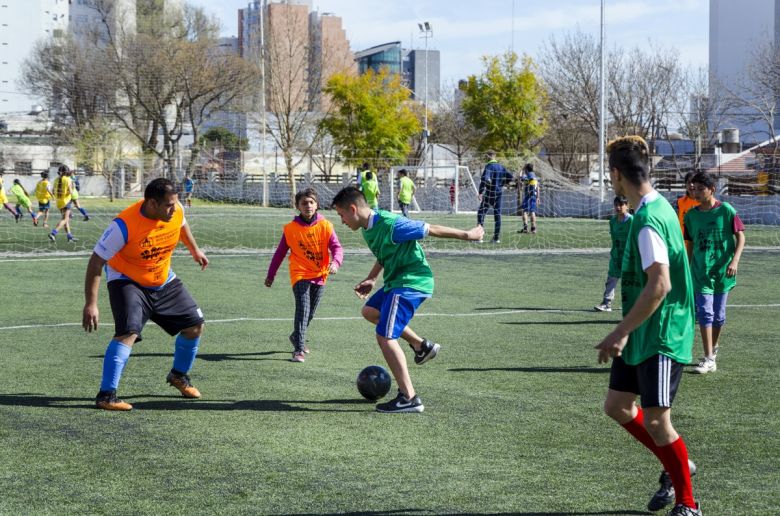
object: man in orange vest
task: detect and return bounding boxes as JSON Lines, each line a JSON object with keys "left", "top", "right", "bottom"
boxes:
{"left": 675, "top": 172, "right": 700, "bottom": 248}
{"left": 82, "top": 178, "right": 209, "bottom": 411}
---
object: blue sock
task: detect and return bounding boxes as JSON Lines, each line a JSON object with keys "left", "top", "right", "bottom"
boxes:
{"left": 79, "top": 207, "right": 88, "bottom": 216}
{"left": 100, "top": 340, "right": 132, "bottom": 392}
{"left": 15, "top": 206, "right": 21, "bottom": 216}
{"left": 51, "top": 229, "right": 58, "bottom": 236}
{"left": 172, "top": 334, "right": 200, "bottom": 374}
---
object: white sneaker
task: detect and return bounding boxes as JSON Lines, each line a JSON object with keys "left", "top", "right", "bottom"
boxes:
{"left": 693, "top": 357, "right": 716, "bottom": 374}
{"left": 713, "top": 345, "right": 720, "bottom": 358}
{"left": 594, "top": 303, "right": 612, "bottom": 312}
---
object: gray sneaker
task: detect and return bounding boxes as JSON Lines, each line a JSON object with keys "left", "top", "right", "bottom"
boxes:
{"left": 594, "top": 302, "right": 612, "bottom": 312}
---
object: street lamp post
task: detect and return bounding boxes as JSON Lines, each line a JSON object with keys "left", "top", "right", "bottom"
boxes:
{"left": 418, "top": 22, "right": 432, "bottom": 168}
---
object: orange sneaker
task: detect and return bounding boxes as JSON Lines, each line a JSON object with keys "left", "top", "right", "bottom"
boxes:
{"left": 95, "top": 390, "right": 133, "bottom": 411}
{"left": 166, "top": 371, "right": 201, "bottom": 398}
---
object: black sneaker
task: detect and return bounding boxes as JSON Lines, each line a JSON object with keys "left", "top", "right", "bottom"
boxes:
{"left": 414, "top": 339, "right": 440, "bottom": 365}
{"left": 375, "top": 391, "right": 424, "bottom": 413}
{"left": 648, "top": 460, "right": 697, "bottom": 512}
{"left": 48, "top": 233, "right": 56, "bottom": 241}
{"left": 67, "top": 236, "right": 78, "bottom": 243}
{"left": 518, "top": 226, "right": 528, "bottom": 233}
{"left": 667, "top": 502, "right": 701, "bottom": 515}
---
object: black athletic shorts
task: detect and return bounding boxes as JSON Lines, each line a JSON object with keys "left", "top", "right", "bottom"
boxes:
{"left": 609, "top": 354, "right": 684, "bottom": 408}
{"left": 107, "top": 277, "right": 204, "bottom": 342}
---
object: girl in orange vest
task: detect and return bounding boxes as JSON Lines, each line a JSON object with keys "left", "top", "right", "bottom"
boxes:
{"left": 265, "top": 188, "right": 343, "bottom": 362}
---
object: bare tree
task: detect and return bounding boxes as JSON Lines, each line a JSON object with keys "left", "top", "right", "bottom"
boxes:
{"left": 428, "top": 81, "right": 481, "bottom": 165}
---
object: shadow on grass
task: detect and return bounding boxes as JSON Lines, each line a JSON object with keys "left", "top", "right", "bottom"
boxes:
{"left": 87, "top": 351, "right": 291, "bottom": 362}
{"left": 284, "top": 511, "right": 649, "bottom": 515}
{"left": 0, "top": 393, "right": 368, "bottom": 412}
{"left": 449, "top": 366, "right": 608, "bottom": 374}
{"left": 501, "top": 320, "right": 620, "bottom": 325}
{"left": 474, "top": 306, "right": 597, "bottom": 313}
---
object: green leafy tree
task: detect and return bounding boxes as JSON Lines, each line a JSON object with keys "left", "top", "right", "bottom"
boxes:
{"left": 461, "top": 52, "right": 547, "bottom": 154}
{"left": 199, "top": 127, "right": 249, "bottom": 153}
{"left": 321, "top": 68, "right": 421, "bottom": 168}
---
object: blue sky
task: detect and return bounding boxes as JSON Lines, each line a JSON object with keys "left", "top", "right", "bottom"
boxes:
{"left": 188, "top": 0, "right": 709, "bottom": 84}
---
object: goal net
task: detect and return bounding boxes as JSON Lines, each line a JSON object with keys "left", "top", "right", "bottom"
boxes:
{"left": 386, "top": 165, "right": 479, "bottom": 214}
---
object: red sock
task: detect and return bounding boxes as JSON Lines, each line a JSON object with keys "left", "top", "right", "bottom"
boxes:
{"left": 621, "top": 407, "right": 661, "bottom": 455}
{"left": 656, "top": 437, "right": 696, "bottom": 509}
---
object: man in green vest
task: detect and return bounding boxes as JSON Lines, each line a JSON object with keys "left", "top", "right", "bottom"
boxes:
{"left": 595, "top": 136, "right": 700, "bottom": 515}
{"left": 397, "top": 169, "right": 415, "bottom": 217}
{"left": 331, "top": 186, "right": 483, "bottom": 413}
{"left": 361, "top": 171, "right": 380, "bottom": 209}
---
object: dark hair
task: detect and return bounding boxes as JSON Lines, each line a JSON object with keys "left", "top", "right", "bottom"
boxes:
{"left": 607, "top": 136, "right": 650, "bottom": 186}
{"left": 690, "top": 171, "right": 716, "bottom": 190}
{"left": 144, "top": 178, "right": 177, "bottom": 202}
{"left": 295, "top": 187, "right": 319, "bottom": 207}
{"left": 398, "top": 169, "right": 407, "bottom": 176}
{"left": 613, "top": 195, "right": 628, "bottom": 206}
{"left": 58, "top": 164, "right": 69, "bottom": 174}
{"left": 361, "top": 162, "right": 370, "bottom": 171}
{"left": 365, "top": 171, "right": 373, "bottom": 180}
{"left": 13, "top": 178, "right": 21, "bottom": 184}
{"left": 524, "top": 163, "right": 534, "bottom": 172}
{"left": 41, "top": 171, "right": 49, "bottom": 179}
{"left": 486, "top": 149, "right": 496, "bottom": 158}
{"left": 332, "top": 186, "right": 367, "bottom": 209}
{"left": 684, "top": 171, "right": 694, "bottom": 184}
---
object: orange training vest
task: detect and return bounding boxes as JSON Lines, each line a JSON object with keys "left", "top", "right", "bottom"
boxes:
{"left": 108, "top": 200, "right": 184, "bottom": 287}
{"left": 676, "top": 195, "right": 700, "bottom": 233}
{"left": 282, "top": 217, "right": 333, "bottom": 286}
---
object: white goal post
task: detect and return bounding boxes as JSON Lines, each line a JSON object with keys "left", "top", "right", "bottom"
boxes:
{"left": 386, "top": 165, "right": 479, "bottom": 214}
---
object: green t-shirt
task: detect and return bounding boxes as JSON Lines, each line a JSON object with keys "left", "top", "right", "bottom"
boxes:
{"left": 362, "top": 176, "right": 379, "bottom": 208}
{"left": 10, "top": 183, "right": 30, "bottom": 204}
{"left": 684, "top": 202, "right": 739, "bottom": 294}
{"left": 361, "top": 211, "right": 434, "bottom": 294}
{"left": 608, "top": 213, "right": 633, "bottom": 278}
{"left": 620, "top": 194, "right": 694, "bottom": 366}
{"left": 398, "top": 176, "right": 414, "bottom": 204}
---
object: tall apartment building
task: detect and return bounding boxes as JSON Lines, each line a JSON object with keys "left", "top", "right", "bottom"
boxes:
{"left": 710, "top": 0, "right": 780, "bottom": 145}
{"left": 0, "top": 0, "right": 69, "bottom": 114}
{"left": 355, "top": 42, "right": 441, "bottom": 102}
{"left": 240, "top": 0, "right": 354, "bottom": 112}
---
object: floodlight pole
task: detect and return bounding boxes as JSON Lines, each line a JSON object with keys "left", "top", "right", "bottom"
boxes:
{"left": 598, "top": 0, "right": 606, "bottom": 207}
{"left": 260, "top": 0, "right": 268, "bottom": 207}
{"left": 419, "top": 22, "right": 432, "bottom": 170}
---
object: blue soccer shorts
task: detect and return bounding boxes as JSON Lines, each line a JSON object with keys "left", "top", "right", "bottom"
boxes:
{"left": 365, "top": 287, "right": 430, "bottom": 339}
{"left": 522, "top": 196, "right": 537, "bottom": 213}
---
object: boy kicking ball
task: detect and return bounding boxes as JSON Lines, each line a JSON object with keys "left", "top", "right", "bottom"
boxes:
{"left": 331, "top": 187, "right": 483, "bottom": 413}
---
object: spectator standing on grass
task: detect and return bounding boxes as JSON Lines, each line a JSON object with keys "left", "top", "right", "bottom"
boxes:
{"left": 476, "top": 150, "right": 514, "bottom": 244}
{"left": 331, "top": 186, "right": 483, "bottom": 413}
{"left": 594, "top": 195, "right": 633, "bottom": 312}
{"left": 82, "top": 178, "right": 209, "bottom": 411}
{"left": 684, "top": 171, "right": 745, "bottom": 375}
{"left": 397, "top": 169, "right": 415, "bottom": 217}
{"left": 595, "top": 135, "right": 700, "bottom": 515}
{"left": 183, "top": 173, "right": 195, "bottom": 208}
{"left": 265, "top": 188, "right": 343, "bottom": 363}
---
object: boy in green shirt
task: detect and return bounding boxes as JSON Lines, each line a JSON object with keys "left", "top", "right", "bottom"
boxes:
{"left": 331, "top": 186, "right": 483, "bottom": 413}
{"left": 397, "top": 169, "right": 415, "bottom": 217}
{"left": 594, "top": 195, "right": 632, "bottom": 312}
{"left": 595, "top": 136, "right": 700, "bottom": 515}
{"left": 361, "top": 171, "right": 380, "bottom": 209}
{"left": 684, "top": 171, "right": 745, "bottom": 374}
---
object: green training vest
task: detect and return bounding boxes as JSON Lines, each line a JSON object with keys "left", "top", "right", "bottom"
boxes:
{"left": 684, "top": 202, "right": 739, "bottom": 294}
{"left": 620, "top": 194, "right": 694, "bottom": 365}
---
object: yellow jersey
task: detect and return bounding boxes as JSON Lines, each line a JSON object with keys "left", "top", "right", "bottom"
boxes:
{"left": 35, "top": 179, "right": 52, "bottom": 203}
{"left": 53, "top": 175, "right": 72, "bottom": 209}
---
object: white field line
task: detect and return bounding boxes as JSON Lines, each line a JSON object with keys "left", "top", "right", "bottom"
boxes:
{"left": 3, "top": 246, "right": 780, "bottom": 262}
{"left": 2, "top": 304, "right": 778, "bottom": 332}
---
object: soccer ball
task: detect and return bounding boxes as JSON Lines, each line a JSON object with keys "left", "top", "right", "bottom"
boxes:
{"left": 356, "top": 365, "right": 392, "bottom": 401}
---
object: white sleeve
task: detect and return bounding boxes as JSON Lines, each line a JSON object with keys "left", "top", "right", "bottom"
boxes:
{"left": 93, "top": 220, "right": 127, "bottom": 261}
{"left": 637, "top": 226, "right": 669, "bottom": 271}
